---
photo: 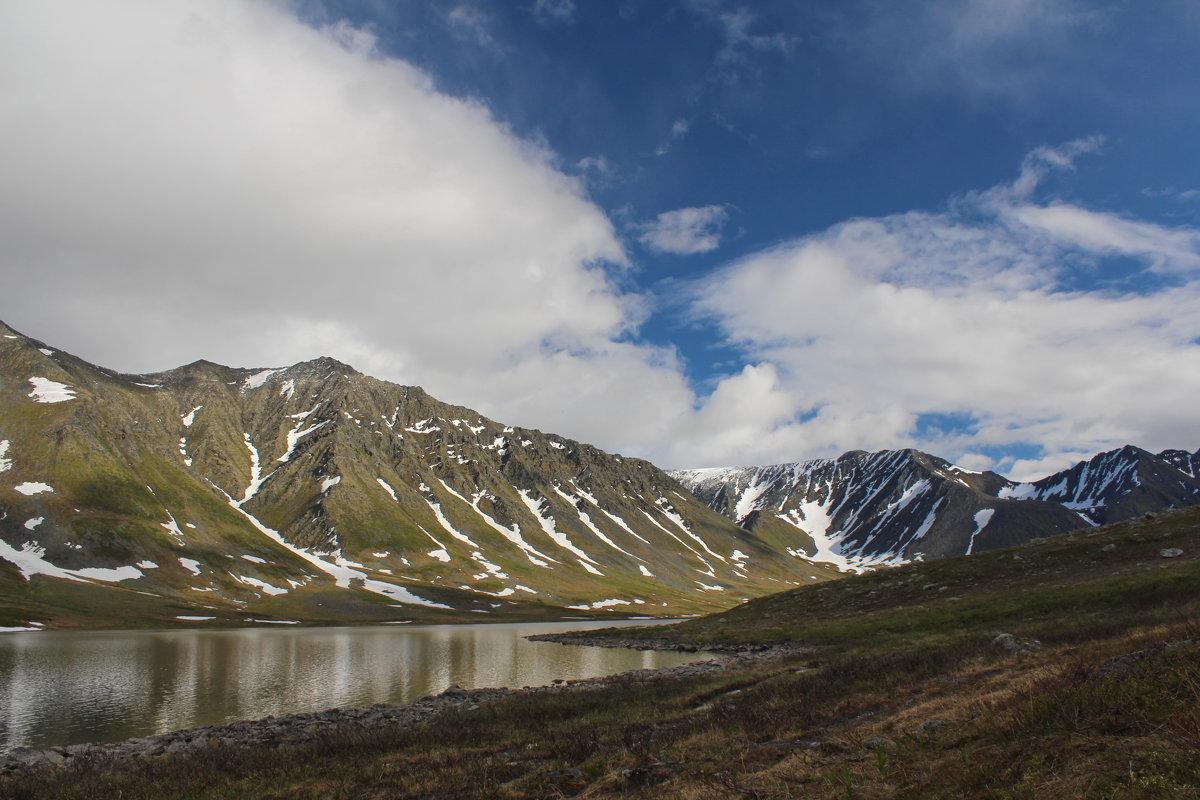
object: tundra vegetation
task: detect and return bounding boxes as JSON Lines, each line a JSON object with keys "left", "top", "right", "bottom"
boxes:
{"left": 2, "top": 507, "right": 1197, "bottom": 799}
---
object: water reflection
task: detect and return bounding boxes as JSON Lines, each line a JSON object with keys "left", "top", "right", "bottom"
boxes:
{"left": 0, "top": 620, "right": 692, "bottom": 751}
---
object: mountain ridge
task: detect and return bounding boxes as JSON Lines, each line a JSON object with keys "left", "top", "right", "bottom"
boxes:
{"left": 672, "top": 442, "right": 1200, "bottom": 570}
{"left": 0, "top": 320, "right": 839, "bottom": 629}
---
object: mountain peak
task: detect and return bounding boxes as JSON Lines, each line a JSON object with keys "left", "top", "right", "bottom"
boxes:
{"left": 293, "top": 355, "right": 357, "bottom": 373}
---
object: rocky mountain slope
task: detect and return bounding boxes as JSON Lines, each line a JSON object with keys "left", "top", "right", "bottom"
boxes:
{"left": 673, "top": 445, "right": 1200, "bottom": 571}
{"left": 0, "top": 321, "right": 839, "bottom": 628}
{"left": 999, "top": 444, "right": 1200, "bottom": 525}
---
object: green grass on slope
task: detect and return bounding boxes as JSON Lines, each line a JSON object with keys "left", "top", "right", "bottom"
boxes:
{"left": 583, "top": 506, "right": 1200, "bottom": 648}
{"left": 4, "top": 509, "right": 1197, "bottom": 799}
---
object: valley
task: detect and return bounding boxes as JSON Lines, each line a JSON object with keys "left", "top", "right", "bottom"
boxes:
{"left": 4, "top": 504, "right": 1197, "bottom": 798}
{"left": 3, "top": 319, "right": 1198, "bottom": 629}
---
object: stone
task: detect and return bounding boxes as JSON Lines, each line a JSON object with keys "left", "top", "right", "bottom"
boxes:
{"left": 914, "top": 718, "right": 954, "bottom": 737}
{"left": 991, "top": 633, "right": 1042, "bottom": 653}
{"left": 1160, "top": 548, "right": 1184, "bottom": 558}
{"left": 1101, "top": 543, "right": 1116, "bottom": 552}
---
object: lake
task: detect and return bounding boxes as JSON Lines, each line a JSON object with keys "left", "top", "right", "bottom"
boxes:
{"left": 0, "top": 619, "right": 697, "bottom": 752}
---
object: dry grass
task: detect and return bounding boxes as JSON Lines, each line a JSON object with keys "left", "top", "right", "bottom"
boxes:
{"left": 4, "top": 509, "right": 1200, "bottom": 799}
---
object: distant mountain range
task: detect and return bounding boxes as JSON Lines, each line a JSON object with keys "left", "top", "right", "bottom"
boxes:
{"left": 2, "top": 319, "right": 1197, "bottom": 627}
{"left": 671, "top": 444, "right": 1200, "bottom": 571}
{"left": 0, "top": 321, "right": 839, "bottom": 628}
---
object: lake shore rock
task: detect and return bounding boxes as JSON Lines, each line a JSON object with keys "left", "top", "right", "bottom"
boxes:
{"left": 0, "top": 638, "right": 801, "bottom": 773}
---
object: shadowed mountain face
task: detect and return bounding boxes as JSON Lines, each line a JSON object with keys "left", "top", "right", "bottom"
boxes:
{"left": 673, "top": 445, "right": 1200, "bottom": 571}
{"left": 0, "top": 321, "right": 840, "bottom": 628}
{"left": 998, "top": 445, "right": 1200, "bottom": 525}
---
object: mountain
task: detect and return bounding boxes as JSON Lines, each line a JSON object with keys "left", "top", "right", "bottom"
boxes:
{"left": 672, "top": 445, "right": 1200, "bottom": 571}
{"left": 999, "top": 444, "right": 1200, "bottom": 525}
{"left": 0, "top": 321, "right": 840, "bottom": 629}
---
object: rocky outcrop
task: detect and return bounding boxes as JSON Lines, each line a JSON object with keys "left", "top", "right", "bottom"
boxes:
{"left": 673, "top": 444, "right": 1200, "bottom": 568}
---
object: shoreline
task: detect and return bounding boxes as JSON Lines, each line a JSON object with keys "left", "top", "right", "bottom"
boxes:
{"left": 524, "top": 631, "right": 793, "bottom": 653}
{"left": 0, "top": 638, "right": 803, "bottom": 773}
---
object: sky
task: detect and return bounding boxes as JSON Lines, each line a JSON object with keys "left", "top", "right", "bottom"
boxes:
{"left": 2, "top": 0, "right": 1199, "bottom": 480}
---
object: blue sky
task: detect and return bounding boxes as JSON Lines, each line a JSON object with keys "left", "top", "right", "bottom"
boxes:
{"left": 2, "top": 1, "right": 1199, "bottom": 478}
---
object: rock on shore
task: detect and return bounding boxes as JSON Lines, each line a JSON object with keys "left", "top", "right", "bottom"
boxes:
{"left": 0, "top": 641, "right": 801, "bottom": 773}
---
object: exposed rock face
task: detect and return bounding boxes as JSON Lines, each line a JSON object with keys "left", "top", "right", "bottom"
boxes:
{"left": 673, "top": 445, "right": 1200, "bottom": 569}
{"left": 0, "top": 320, "right": 840, "bottom": 626}
{"left": 672, "top": 450, "right": 1082, "bottom": 570}
{"left": 998, "top": 444, "right": 1200, "bottom": 525}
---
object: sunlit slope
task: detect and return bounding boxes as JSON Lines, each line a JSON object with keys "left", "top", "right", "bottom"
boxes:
{"left": 0, "top": 321, "right": 840, "bottom": 627}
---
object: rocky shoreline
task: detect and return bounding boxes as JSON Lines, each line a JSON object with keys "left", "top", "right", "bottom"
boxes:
{"left": 523, "top": 631, "right": 795, "bottom": 653}
{"left": 0, "top": 639, "right": 802, "bottom": 773}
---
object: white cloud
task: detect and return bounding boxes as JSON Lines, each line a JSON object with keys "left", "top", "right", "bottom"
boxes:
{"left": 712, "top": 8, "right": 793, "bottom": 64}
{"left": 683, "top": 140, "right": 1200, "bottom": 474}
{"left": 654, "top": 117, "right": 690, "bottom": 156}
{"left": 638, "top": 205, "right": 729, "bottom": 255}
{"left": 446, "top": 5, "right": 503, "bottom": 52}
{"left": 532, "top": 0, "right": 576, "bottom": 26}
{"left": 848, "top": 0, "right": 1110, "bottom": 100}
{"left": 683, "top": 2, "right": 794, "bottom": 67}
{"left": 0, "top": 1, "right": 667, "bottom": 434}
{"left": 575, "top": 155, "right": 621, "bottom": 189}
{"left": 3, "top": 4, "right": 1196, "bottom": 485}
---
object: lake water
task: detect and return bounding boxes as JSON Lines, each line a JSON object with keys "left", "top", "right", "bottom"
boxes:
{"left": 0, "top": 619, "right": 697, "bottom": 752}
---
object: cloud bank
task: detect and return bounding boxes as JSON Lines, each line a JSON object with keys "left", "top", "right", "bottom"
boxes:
{"left": 685, "top": 140, "right": 1200, "bottom": 478}
{"left": 0, "top": 0, "right": 692, "bottom": 450}
{"left": 2, "top": 3, "right": 1197, "bottom": 482}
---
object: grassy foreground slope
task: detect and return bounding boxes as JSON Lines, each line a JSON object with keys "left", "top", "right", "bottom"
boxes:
{"left": 5, "top": 507, "right": 1199, "bottom": 799}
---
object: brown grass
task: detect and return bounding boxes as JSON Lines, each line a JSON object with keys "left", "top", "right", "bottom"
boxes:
{"left": 4, "top": 508, "right": 1200, "bottom": 799}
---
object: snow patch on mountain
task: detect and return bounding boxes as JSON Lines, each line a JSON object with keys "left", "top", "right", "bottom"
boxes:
{"left": 567, "top": 598, "right": 630, "bottom": 610}
{"left": 422, "top": 493, "right": 478, "bottom": 548}
{"left": 777, "top": 500, "right": 864, "bottom": 572}
{"left": 241, "top": 369, "right": 281, "bottom": 392}
{"left": 637, "top": 508, "right": 715, "bottom": 576}
{"left": 27, "top": 377, "right": 75, "bottom": 403}
{"left": 0, "top": 539, "right": 144, "bottom": 583}
{"left": 655, "top": 498, "right": 727, "bottom": 563}
{"left": 733, "top": 481, "right": 770, "bottom": 524}
{"left": 240, "top": 434, "right": 268, "bottom": 504}
{"left": 234, "top": 575, "right": 288, "bottom": 596}
{"left": 518, "top": 489, "right": 603, "bottom": 574}
{"left": 470, "top": 491, "right": 555, "bottom": 567}
{"left": 551, "top": 485, "right": 643, "bottom": 561}
{"left": 209, "top": 480, "right": 451, "bottom": 608}
{"left": 965, "top": 508, "right": 995, "bottom": 555}
{"left": 280, "top": 415, "right": 329, "bottom": 462}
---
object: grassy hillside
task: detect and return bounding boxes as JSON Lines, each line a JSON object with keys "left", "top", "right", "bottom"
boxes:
{"left": 4, "top": 507, "right": 1198, "bottom": 799}
{"left": 1, "top": 323, "right": 844, "bottom": 625}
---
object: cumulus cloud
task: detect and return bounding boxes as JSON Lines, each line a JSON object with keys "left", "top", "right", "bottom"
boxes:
{"left": 683, "top": 139, "right": 1200, "bottom": 478}
{"left": 0, "top": 1, "right": 661, "bottom": 437}
{"left": 3, "top": 4, "right": 1196, "bottom": 483}
{"left": 638, "top": 205, "right": 729, "bottom": 255}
